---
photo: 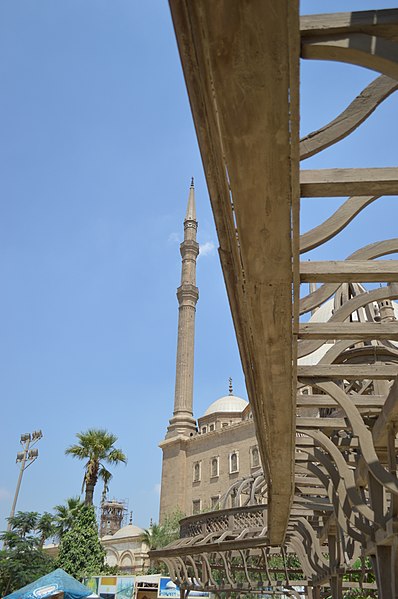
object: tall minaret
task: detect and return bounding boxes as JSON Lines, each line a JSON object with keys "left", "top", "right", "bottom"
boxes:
{"left": 166, "top": 179, "right": 199, "bottom": 437}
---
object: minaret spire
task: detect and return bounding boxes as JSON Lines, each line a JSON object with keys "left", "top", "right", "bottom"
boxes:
{"left": 167, "top": 180, "right": 199, "bottom": 437}
{"left": 185, "top": 178, "right": 196, "bottom": 221}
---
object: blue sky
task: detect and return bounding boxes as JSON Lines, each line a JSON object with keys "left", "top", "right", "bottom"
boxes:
{"left": 1, "top": 1, "right": 398, "bottom": 531}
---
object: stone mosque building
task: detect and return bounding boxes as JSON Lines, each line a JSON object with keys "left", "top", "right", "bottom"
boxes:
{"left": 159, "top": 182, "right": 260, "bottom": 520}
{"left": 159, "top": 182, "right": 398, "bottom": 521}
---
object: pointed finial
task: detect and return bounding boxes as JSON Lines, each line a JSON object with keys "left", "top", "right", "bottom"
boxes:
{"left": 191, "top": 177, "right": 194, "bottom": 188}
{"left": 150, "top": 517, "right": 153, "bottom": 528}
{"left": 185, "top": 179, "right": 197, "bottom": 221}
{"left": 229, "top": 377, "right": 233, "bottom": 395}
{"left": 129, "top": 511, "right": 133, "bottom": 525}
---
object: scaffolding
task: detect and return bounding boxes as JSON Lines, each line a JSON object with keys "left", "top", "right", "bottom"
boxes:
{"left": 99, "top": 498, "right": 128, "bottom": 537}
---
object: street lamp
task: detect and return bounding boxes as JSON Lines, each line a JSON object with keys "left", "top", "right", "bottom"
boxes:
{"left": 7, "top": 430, "right": 43, "bottom": 531}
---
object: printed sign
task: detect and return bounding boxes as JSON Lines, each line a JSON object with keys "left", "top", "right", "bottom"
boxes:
{"left": 84, "top": 578, "right": 99, "bottom": 595}
{"left": 33, "top": 585, "right": 59, "bottom": 598}
{"left": 84, "top": 577, "right": 136, "bottom": 599}
{"left": 158, "top": 578, "right": 209, "bottom": 598}
{"left": 116, "top": 577, "right": 135, "bottom": 599}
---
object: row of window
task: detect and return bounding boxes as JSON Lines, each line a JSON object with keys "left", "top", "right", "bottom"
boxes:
{"left": 192, "top": 446, "right": 260, "bottom": 482}
{"left": 201, "top": 412, "right": 255, "bottom": 434}
{"left": 201, "top": 422, "right": 231, "bottom": 434}
{"left": 192, "top": 490, "right": 241, "bottom": 515}
{"left": 192, "top": 496, "right": 220, "bottom": 514}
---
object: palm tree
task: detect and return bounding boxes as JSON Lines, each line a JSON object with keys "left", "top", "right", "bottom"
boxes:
{"left": 100, "top": 469, "right": 112, "bottom": 505}
{"left": 143, "top": 522, "right": 166, "bottom": 550}
{"left": 65, "top": 429, "right": 127, "bottom": 505}
{"left": 53, "top": 497, "right": 84, "bottom": 540}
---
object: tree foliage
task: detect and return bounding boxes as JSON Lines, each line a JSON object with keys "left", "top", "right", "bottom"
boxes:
{"left": 53, "top": 497, "right": 84, "bottom": 540}
{"left": 143, "top": 509, "right": 184, "bottom": 574}
{"left": 0, "top": 512, "right": 55, "bottom": 596}
{"left": 65, "top": 429, "right": 127, "bottom": 505}
{"left": 56, "top": 504, "right": 105, "bottom": 579}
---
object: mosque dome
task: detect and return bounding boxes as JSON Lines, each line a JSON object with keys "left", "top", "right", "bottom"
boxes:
{"left": 204, "top": 394, "right": 248, "bottom": 416}
{"left": 111, "top": 523, "right": 145, "bottom": 539}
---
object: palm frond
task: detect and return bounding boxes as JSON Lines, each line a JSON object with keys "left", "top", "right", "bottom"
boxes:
{"left": 106, "top": 449, "right": 127, "bottom": 465}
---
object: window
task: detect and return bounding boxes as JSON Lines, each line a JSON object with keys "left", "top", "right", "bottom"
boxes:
{"left": 229, "top": 451, "right": 239, "bottom": 473}
{"left": 209, "top": 423, "right": 215, "bottom": 432}
{"left": 211, "top": 496, "right": 220, "bottom": 510}
{"left": 251, "top": 446, "right": 260, "bottom": 468}
{"left": 210, "top": 456, "right": 219, "bottom": 478}
{"left": 193, "top": 461, "right": 201, "bottom": 482}
{"left": 230, "top": 489, "right": 238, "bottom": 508}
{"left": 192, "top": 500, "right": 201, "bottom": 515}
{"left": 201, "top": 426, "right": 207, "bottom": 434}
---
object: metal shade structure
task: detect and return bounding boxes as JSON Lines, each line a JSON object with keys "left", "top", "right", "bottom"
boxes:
{"left": 4, "top": 569, "right": 92, "bottom": 599}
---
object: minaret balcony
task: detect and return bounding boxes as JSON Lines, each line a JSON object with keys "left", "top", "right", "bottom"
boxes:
{"left": 180, "top": 239, "right": 199, "bottom": 257}
{"left": 184, "top": 218, "right": 198, "bottom": 230}
{"left": 177, "top": 284, "right": 199, "bottom": 305}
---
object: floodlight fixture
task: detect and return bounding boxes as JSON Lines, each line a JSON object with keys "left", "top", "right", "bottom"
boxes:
{"left": 28, "top": 448, "right": 39, "bottom": 460}
{"left": 7, "top": 430, "right": 43, "bottom": 532}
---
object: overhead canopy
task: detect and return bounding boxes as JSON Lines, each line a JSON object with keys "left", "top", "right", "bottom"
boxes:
{"left": 5, "top": 569, "right": 92, "bottom": 599}
{"left": 168, "top": 0, "right": 300, "bottom": 544}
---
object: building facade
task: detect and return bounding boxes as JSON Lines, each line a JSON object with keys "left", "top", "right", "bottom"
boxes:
{"left": 101, "top": 522, "right": 149, "bottom": 573}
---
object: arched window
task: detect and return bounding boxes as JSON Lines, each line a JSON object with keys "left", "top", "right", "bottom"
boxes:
{"left": 192, "top": 500, "right": 201, "bottom": 514}
{"left": 193, "top": 461, "right": 201, "bottom": 482}
{"left": 209, "top": 423, "right": 215, "bottom": 432}
{"left": 211, "top": 457, "right": 219, "bottom": 478}
{"left": 229, "top": 451, "right": 239, "bottom": 473}
{"left": 211, "top": 495, "right": 220, "bottom": 509}
{"left": 201, "top": 426, "right": 207, "bottom": 434}
{"left": 251, "top": 446, "right": 259, "bottom": 468}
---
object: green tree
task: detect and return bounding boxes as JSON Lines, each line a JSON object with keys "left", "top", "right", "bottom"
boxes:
{"left": 143, "top": 523, "right": 167, "bottom": 551}
{"left": 0, "top": 512, "right": 55, "bottom": 596}
{"left": 143, "top": 509, "right": 184, "bottom": 574}
{"left": 37, "top": 512, "right": 56, "bottom": 548}
{"left": 100, "top": 470, "right": 112, "bottom": 505}
{"left": 7, "top": 511, "right": 40, "bottom": 538}
{"left": 65, "top": 429, "right": 127, "bottom": 505}
{"left": 53, "top": 497, "right": 84, "bottom": 540}
{"left": 161, "top": 509, "right": 184, "bottom": 545}
{"left": 56, "top": 504, "right": 105, "bottom": 579}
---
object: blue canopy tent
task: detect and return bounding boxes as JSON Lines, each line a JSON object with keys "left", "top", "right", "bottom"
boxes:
{"left": 4, "top": 568, "right": 93, "bottom": 599}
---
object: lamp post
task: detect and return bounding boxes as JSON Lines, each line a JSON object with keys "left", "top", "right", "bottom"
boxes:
{"left": 7, "top": 430, "right": 43, "bottom": 531}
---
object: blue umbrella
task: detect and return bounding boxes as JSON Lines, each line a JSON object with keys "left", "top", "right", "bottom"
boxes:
{"left": 4, "top": 568, "right": 93, "bottom": 599}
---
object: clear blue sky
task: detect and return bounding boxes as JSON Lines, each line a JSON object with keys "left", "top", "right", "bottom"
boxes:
{"left": 1, "top": 1, "right": 397, "bottom": 531}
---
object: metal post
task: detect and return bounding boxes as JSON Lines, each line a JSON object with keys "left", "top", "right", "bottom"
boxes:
{"left": 7, "top": 430, "right": 42, "bottom": 531}
{"left": 7, "top": 436, "right": 31, "bottom": 530}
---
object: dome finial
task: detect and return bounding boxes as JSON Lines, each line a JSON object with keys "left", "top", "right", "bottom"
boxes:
{"left": 229, "top": 377, "right": 233, "bottom": 395}
{"left": 190, "top": 176, "right": 194, "bottom": 188}
{"left": 129, "top": 511, "right": 133, "bottom": 525}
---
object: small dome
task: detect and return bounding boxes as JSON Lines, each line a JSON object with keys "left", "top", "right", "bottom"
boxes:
{"left": 204, "top": 395, "right": 248, "bottom": 416}
{"left": 111, "top": 523, "right": 145, "bottom": 539}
